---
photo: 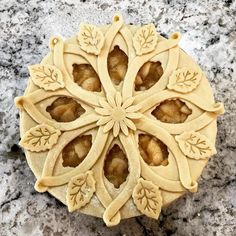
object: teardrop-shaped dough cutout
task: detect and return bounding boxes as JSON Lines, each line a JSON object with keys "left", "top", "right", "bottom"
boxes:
{"left": 46, "top": 97, "right": 85, "bottom": 122}
{"left": 62, "top": 135, "right": 92, "bottom": 168}
{"left": 72, "top": 64, "right": 101, "bottom": 92}
{"left": 135, "top": 61, "right": 163, "bottom": 91}
{"left": 139, "top": 134, "right": 169, "bottom": 166}
{"left": 104, "top": 144, "right": 129, "bottom": 188}
{"left": 152, "top": 99, "right": 192, "bottom": 123}
{"left": 108, "top": 46, "right": 128, "bottom": 85}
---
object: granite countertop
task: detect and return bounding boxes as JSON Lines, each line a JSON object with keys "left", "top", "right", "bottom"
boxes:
{"left": 0, "top": 0, "right": 235, "bottom": 235}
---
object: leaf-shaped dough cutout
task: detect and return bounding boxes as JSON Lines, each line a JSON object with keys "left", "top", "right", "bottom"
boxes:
{"left": 20, "top": 124, "right": 61, "bottom": 152}
{"left": 133, "top": 24, "right": 158, "bottom": 55}
{"left": 175, "top": 131, "right": 216, "bottom": 159}
{"left": 66, "top": 171, "right": 96, "bottom": 212}
{"left": 29, "top": 64, "right": 65, "bottom": 91}
{"left": 167, "top": 67, "right": 202, "bottom": 93}
{"left": 132, "top": 178, "right": 162, "bottom": 219}
{"left": 77, "top": 24, "right": 105, "bottom": 55}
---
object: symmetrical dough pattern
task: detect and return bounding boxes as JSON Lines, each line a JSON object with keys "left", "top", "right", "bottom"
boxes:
{"left": 15, "top": 14, "right": 224, "bottom": 226}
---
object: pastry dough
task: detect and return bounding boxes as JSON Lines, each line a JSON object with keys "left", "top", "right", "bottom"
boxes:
{"left": 15, "top": 14, "right": 224, "bottom": 226}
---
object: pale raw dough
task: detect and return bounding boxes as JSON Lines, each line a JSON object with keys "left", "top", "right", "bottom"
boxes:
{"left": 15, "top": 14, "right": 224, "bottom": 226}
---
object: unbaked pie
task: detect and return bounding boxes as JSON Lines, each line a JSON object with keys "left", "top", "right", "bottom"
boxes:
{"left": 15, "top": 14, "right": 224, "bottom": 226}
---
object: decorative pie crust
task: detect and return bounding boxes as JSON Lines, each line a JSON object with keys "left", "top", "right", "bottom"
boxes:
{"left": 15, "top": 14, "right": 224, "bottom": 226}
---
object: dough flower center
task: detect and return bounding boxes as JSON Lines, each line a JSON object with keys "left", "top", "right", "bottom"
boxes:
{"left": 95, "top": 92, "right": 142, "bottom": 137}
{"left": 111, "top": 108, "right": 126, "bottom": 121}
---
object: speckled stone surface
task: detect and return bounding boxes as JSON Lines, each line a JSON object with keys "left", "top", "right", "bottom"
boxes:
{"left": 0, "top": 0, "right": 235, "bottom": 235}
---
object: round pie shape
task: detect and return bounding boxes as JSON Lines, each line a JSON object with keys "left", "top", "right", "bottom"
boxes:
{"left": 15, "top": 14, "right": 224, "bottom": 226}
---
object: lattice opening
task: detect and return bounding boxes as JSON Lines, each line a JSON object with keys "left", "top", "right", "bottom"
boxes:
{"left": 72, "top": 64, "right": 101, "bottom": 92}
{"left": 135, "top": 61, "right": 163, "bottom": 91}
{"left": 152, "top": 99, "right": 192, "bottom": 123}
{"left": 139, "top": 134, "right": 169, "bottom": 166}
{"left": 62, "top": 135, "right": 92, "bottom": 168}
{"left": 104, "top": 144, "right": 129, "bottom": 188}
{"left": 108, "top": 46, "right": 128, "bottom": 85}
{"left": 46, "top": 97, "right": 85, "bottom": 122}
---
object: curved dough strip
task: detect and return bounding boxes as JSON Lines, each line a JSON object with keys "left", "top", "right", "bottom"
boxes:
{"left": 64, "top": 44, "right": 98, "bottom": 72}
{"left": 42, "top": 124, "right": 96, "bottom": 178}
{"left": 25, "top": 89, "right": 72, "bottom": 104}
{"left": 138, "top": 90, "right": 225, "bottom": 114}
{"left": 103, "top": 133, "right": 141, "bottom": 226}
{"left": 135, "top": 46, "right": 179, "bottom": 103}
{"left": 35, "top": 127, "right": 108, "bottom": 191}
{"left": 150, "top": 112, "right": 218, "bottom": 135}
{"left": 16, "top": 97, "right": 99, "bottom": 131}
{"left": 52, "top": 37, "right": 102, "bottom": 107}
{"left": 122, "top": 37, "right": 181, "bottom": 100}
{"left": 119, "top": 25, "right": 136, "bottom": 63}
{"left": 139, "top": 157, "right": 186, "bottom": 192}
{"left": 97, "top": 16, "right": 124, "bottom": 96}
{"left": 92, "top": 135, "right": 121, "bottom": 226}
{"left": 136, "top": 117, "right": 198, "bottom": 192}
